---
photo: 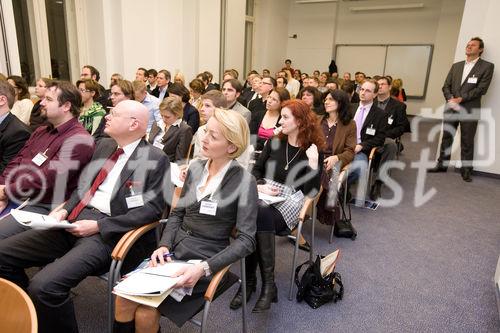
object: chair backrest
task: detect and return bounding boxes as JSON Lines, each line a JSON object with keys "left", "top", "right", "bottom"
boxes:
{"left": 0, "top": 278, "right": 37, "bottom": 333}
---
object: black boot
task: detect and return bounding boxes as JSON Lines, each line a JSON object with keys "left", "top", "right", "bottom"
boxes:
{"left": 252, "top": 232, "right": 278, "bottom": 313}
{"left": 113, "top": 320, "right": 135, "bottom": 333}
{"left": 229, "top": 251, "right": 258, "bottom": 310}
{"left": 369, "top": 180, "right": 382, "bottom": 201}
{"left": 428, "top": 162, "right": 447, "bottom": 173}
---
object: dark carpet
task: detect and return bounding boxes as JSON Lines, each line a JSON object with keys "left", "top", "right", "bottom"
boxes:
{"left": 71, "top": 117, "right": 500, "bottom": 332}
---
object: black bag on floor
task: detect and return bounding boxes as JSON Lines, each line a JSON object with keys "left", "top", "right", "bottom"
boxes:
{"left": 334, "top": 190, "right": 357, "bottom": 240}
{"left": 295, "top": 255, "right": 344, "bottom": 309}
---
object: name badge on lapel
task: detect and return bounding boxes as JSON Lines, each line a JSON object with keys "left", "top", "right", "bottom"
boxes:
{"left": 126, "top": 195, "right": 144, "bottom": 208}
{"left": 153, "top": 141, "right": 165, "bottom": 150}
{"left": 366, "top": 125, "right": 376, "bottom": 136}
{"left": 32, "top": 150, "right": 48, "bottom": 166}
{"left": 467, "top": 76, "right": 478, "bottom": 84}
{"left": 200, "top": 200, "right": 217, "bottom": 216}
{"left": 388, "top": 116, "right": 394, "bottom": 125}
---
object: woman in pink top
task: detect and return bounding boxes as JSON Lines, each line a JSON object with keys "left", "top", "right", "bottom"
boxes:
{"left": 250, "top": 87, "right": 290, "bottom": 151}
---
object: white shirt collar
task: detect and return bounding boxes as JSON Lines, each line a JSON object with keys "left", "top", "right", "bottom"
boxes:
{"left": 196, "top": 159, "right": 233, "bottom": 201}
{"left": 120, "top": 138, "right": 142, "bottom": 158}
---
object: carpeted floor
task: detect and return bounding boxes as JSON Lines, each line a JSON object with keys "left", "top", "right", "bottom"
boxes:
{"left": 72, "top": 117, "right": 500, "bottom": 332}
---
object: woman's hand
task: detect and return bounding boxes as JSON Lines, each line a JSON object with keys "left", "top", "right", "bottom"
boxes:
{"left": 323, "top": 155, "right": 339, "bottom": 171}
{"left": 172, "top": 263, "right": 205, "bottom": 288}
{"left": 257, "top": 184, "right": 280, "bottom": 196}
{"left": 149, "top": 246, "right": 172, "bottom": 267}
{"left": 179, "top": 164, "right": 188, "bottom": 182}
{"left": 306, "top": 144, "right": 319, "bottom": 169}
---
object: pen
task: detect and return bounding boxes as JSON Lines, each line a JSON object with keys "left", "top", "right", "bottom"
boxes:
{"left": 163, "top": 253, "right": 175, "bottom": 259}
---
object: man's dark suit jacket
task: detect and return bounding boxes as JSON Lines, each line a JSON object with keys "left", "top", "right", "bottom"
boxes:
{"left": 351, "top": 103, "right": 387, "bottom": 155}
{"left": 376, "top": 97, "right": 410, "bottom": 139}
{"left": 183, "top": 103, "right": 200, "bottom": 134}
{"left": 148, "top": 121, "right": 193, "bottom": 163}
{"left": 63, "top": 138, "right": 171, "bottom": 245}
{"left": 442, "top": 58, "right": 494, "bottom": 110}
{"left": 151, "top": 86, "right": 170, "bottom": 100}
{"left": 248, "top": 97, "right": 266, "bottom": 115}
{"left": 0, "top": 113, "right": 31, "bottom": 173}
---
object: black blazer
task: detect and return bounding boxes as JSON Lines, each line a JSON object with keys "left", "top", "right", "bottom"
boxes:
{"left": 0, "top": 113, "right": 31, "bottom": 173}
{"left": 148, "top": 121, "right": 193, "bottom": 163}
{"left": 442, "top": 58, "right": 494, "bottom": 110}
{"left": 159, "top": 159, "right": 257, "bottom": 274}
{"left": 376, "top": 97, "right": 410, "bottom": 139}
{"left": 248, "top": 97, "right": 266, "bottom": 115}
{"left": 351, "top": 103, "right": 387, "bottom": 155}
{"left": 151, "top": 86, "right": 170, "bottom": 100}
{"left": 183, "top": 103, "right": 200, "bottom": 134}
{"left": 63, "top": 138, "right": 171, "bottom": 245}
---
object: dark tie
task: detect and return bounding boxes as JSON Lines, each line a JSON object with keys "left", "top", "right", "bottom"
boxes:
{"left": 67, "top": 148, "right": 124, "bottom": 221}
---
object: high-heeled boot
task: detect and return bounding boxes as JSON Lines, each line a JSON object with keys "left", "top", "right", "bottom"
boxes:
{"left": 229, "top": 251, "right": 258, "bottom": 309}
{"left": 252, "top": 232, "right": 278, "bottom": 313}
{"left": 113, "top": 320, "right": 135, "bottom": 333}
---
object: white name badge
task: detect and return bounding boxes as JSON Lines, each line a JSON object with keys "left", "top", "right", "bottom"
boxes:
{"left": 467, "top": 76, "right": 478, "bottom": 84}
{"left": 153, "top": 141, "right": 165, "bottom": 150}
{"left": 32, "top": 152, "right": 48, "bottom": 166}
{"left": 200, "top": 200, "right": 217, "bottom": 216}
{"left": 126, "top": 195, "right": 144, "bottom": 209}
{"left": 388, "top": 117, "right": 394, "bottom": 125}
{"left": 366, "top": 127, "right": 376, "bottom": 136}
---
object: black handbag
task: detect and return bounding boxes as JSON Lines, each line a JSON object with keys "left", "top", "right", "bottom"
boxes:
{"left": 295, "top": 255, "right": 344, "bottom": 309}
{"left": 334, "top": 189, "right": 357, "bottom": 240}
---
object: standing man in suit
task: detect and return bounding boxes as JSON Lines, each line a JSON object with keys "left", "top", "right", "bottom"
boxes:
{"left": 348, "top": 79, "right": 387, "bottom": 188}
{"left": 0, "top": 81, "right": 31, "bottom": 173}
{"left": 0, "top": 100, "right": 170, "bottom": 333}
{"left": 429, "top": 37, "right": 494, "bottom": 182}
{"left": 370, "top": 76, "right": 410, "bottom": 199}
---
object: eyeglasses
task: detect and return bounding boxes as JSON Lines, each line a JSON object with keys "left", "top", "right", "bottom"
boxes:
{"left": 79, "top": 88, "right": 91, "bottom": 93}
{"left": 109, "top": 109, "right": 137, "bottom": 119}
{"left": 261, "top": 81, "right": 273, "bottom": 86}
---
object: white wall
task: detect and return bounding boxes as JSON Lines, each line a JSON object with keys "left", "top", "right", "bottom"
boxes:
{"left": 286, "top": 1, "right": 337, "bottom": 75}
{"left": 454, "top": 0, "right": 499, "bottom": 174}
{"left": 252, "top": 0, "right": 290, "bottom": 74}
{"left": 224, "top": 0, "right": 246, "bottom": 80}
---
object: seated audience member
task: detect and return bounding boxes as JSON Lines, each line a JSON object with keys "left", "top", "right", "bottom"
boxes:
{"left": 114, "top": 108, "right": 257, "bottom": 332}
{"left": 80, "top": 65, "right": 109, "bottom": 106}
{"left": 243, "top": 74, "right": 262, "bottom": 107}
{"left": 196, "top": 72, "right": 214, "bottom": 92}
{"left": 325, "top": 77, "right": 339, "bottom": 90}
{"left": 151, "top": 69, "right": 171, "bottom": 100}
{"left": 132, "top": 80, "right": 161, "bottom": 133}
{"left": 354, "top": 71, "right": 366, "bottom": 94}
{"left": 135, "top": 67, "right": 148, "bottom": 82}
{"left": 313, "top": 70, "right": 321, "bottom": 78}
{"left": 391, "top": 78, "right": 407, "bottom": 102}
{"left": 318, "top": 72, "right": 330, "bottom": 92}
{"left": 276, "top": 76, "right": 287, "bottom": 89}
{"left": 7, "top": 75, "right": 33, "bottom": 125}
{"left": 93, "top": 79, "right": 134, "bottom": 141}
{"left": 0, "top": 100, "right": 169, "bottom": 333}
{"left": 231, "top": 99, "right": 324, "bottom": 313}
{"left": 317, "top": 89, "right": 356, "bottom": 225}
{"left": 308, "top": 76, "right": 320, "bottom": 89}
{"left": 301, "top": 72, "right": 308, "bottom": 83}
{"left": 168, "top": 83, "right": 200, "bottom": 134}
{"left": 347, "top": 79, "right": 387, "bottom": 188}
{"left": 204, "top": 71, "right": 220, "bottom": 91}
{"left": 77, "top": 79, "right": 106, "bottom": 135}
{"left": 282, "top": 58, "right": 295, "bottom": 76}
{"left": 248, "top": 76, "right": 276, "bottom": 115}
{"left": 343, "top": 72, "right": 353, "bottom": 83}
{"left": 369, "top": 76, "right": 410, "bottom": 200}
{"left": 293, "top": 69, "right": 302, "bottom": 82}
{"left": 243, "top": 70, "right": 259, "bottom": 91}
{"left": 0, "top": 81, "right": 94, "bottom": 226}
{"left": 284, "top": 69, "right": 300, "bottom": 98}
{"left": 0, "top": 81, "right": 31, "bottom": 173}
{"left": 250, "top": 87, "right": 290, "bottom": 151}
{"left": 297, "top": 86, "right": 324, "bottom": 116}
{"left": 341, "top": 80, "right": 360, "bottom": 103}
{"left": 223, "top": 69, "right": 238, "bottom": 81}
{"left": 222, "top": 78, "right": 251, "bottom": 124}
{"left": 189, "top": 78, "right": 205, "bottom": 115}
{"left": 262, "top": 68, "right": 271, "bottom": 78}
{"left": 29, "top": 77, "right": 52, "bottom": 130}
{"left": 148, "top": 97, "right": 193, "bottom": 163}
{"left": 174, "top": 72, "right": 186, "bottom": 86}
{"left": 146, "top": 69, "right": 157, "bottom": 93}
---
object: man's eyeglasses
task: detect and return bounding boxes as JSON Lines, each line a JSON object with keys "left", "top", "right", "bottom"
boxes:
{"left": 109, "top": 109, "right": 137, "bottom": 119}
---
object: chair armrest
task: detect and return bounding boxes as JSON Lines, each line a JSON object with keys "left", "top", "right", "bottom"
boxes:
{"left": 204, "top": 265, "right": 231, "bottom": 302}
{"left": 369, "top": 147, "right": 378, "bottom": 160}
{"left": 299, "top": 197, "right": 314, "bottom": 222}
{"left": 111, "top": 222, "right": 159, "bottom": 261}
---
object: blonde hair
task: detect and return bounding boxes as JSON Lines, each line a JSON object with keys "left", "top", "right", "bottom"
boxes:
{"left": 159, "top": 96, "right": 183, "bottom": 119}
{"left": 212, "top": 108, "right": 249, "bottom": 159}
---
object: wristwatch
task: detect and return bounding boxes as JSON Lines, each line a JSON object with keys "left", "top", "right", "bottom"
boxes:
{"left": 201, "top": 261, "right": 211, "bottom": 277}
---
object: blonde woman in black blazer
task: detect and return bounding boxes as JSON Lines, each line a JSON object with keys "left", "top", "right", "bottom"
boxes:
{"left": 148, "top": 96, "right": 193, "bottom": 163}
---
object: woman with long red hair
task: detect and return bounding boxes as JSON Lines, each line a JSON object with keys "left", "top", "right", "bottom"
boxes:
{"left": 230, "top": 99, "right": 325, "bottom": 313}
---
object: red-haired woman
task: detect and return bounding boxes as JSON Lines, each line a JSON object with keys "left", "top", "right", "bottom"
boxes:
{"left": 230, "top": 99, "right": 325, "bottom": 313}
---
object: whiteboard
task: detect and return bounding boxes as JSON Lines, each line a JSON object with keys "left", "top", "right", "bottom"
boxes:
{"left": 335, "top": 44, "right": 433, "bottom": 99}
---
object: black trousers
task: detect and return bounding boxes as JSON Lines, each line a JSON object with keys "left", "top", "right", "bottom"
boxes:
{"left": 438, "top": 109, "right": 478, "bottom": 170}
{"left": 373, "top": 141, "right": 398, "bottom": 182}
{"left": 256, "top": 201, "right": 288, "bottom": 234}
{"left": 0, "top": 203, "right": 52, "bottom": 240}
{"left": 0, "top": 207, "right": 111, "bottom": 333}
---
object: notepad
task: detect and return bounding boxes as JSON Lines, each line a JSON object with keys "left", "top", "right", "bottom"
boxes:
{"left": 10, "top": 209, "right": 76, "bottom": 230}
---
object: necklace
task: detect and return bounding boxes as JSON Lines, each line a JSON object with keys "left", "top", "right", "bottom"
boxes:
{"left": 285, "top": 143, "right": 301, "bottom": 170}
